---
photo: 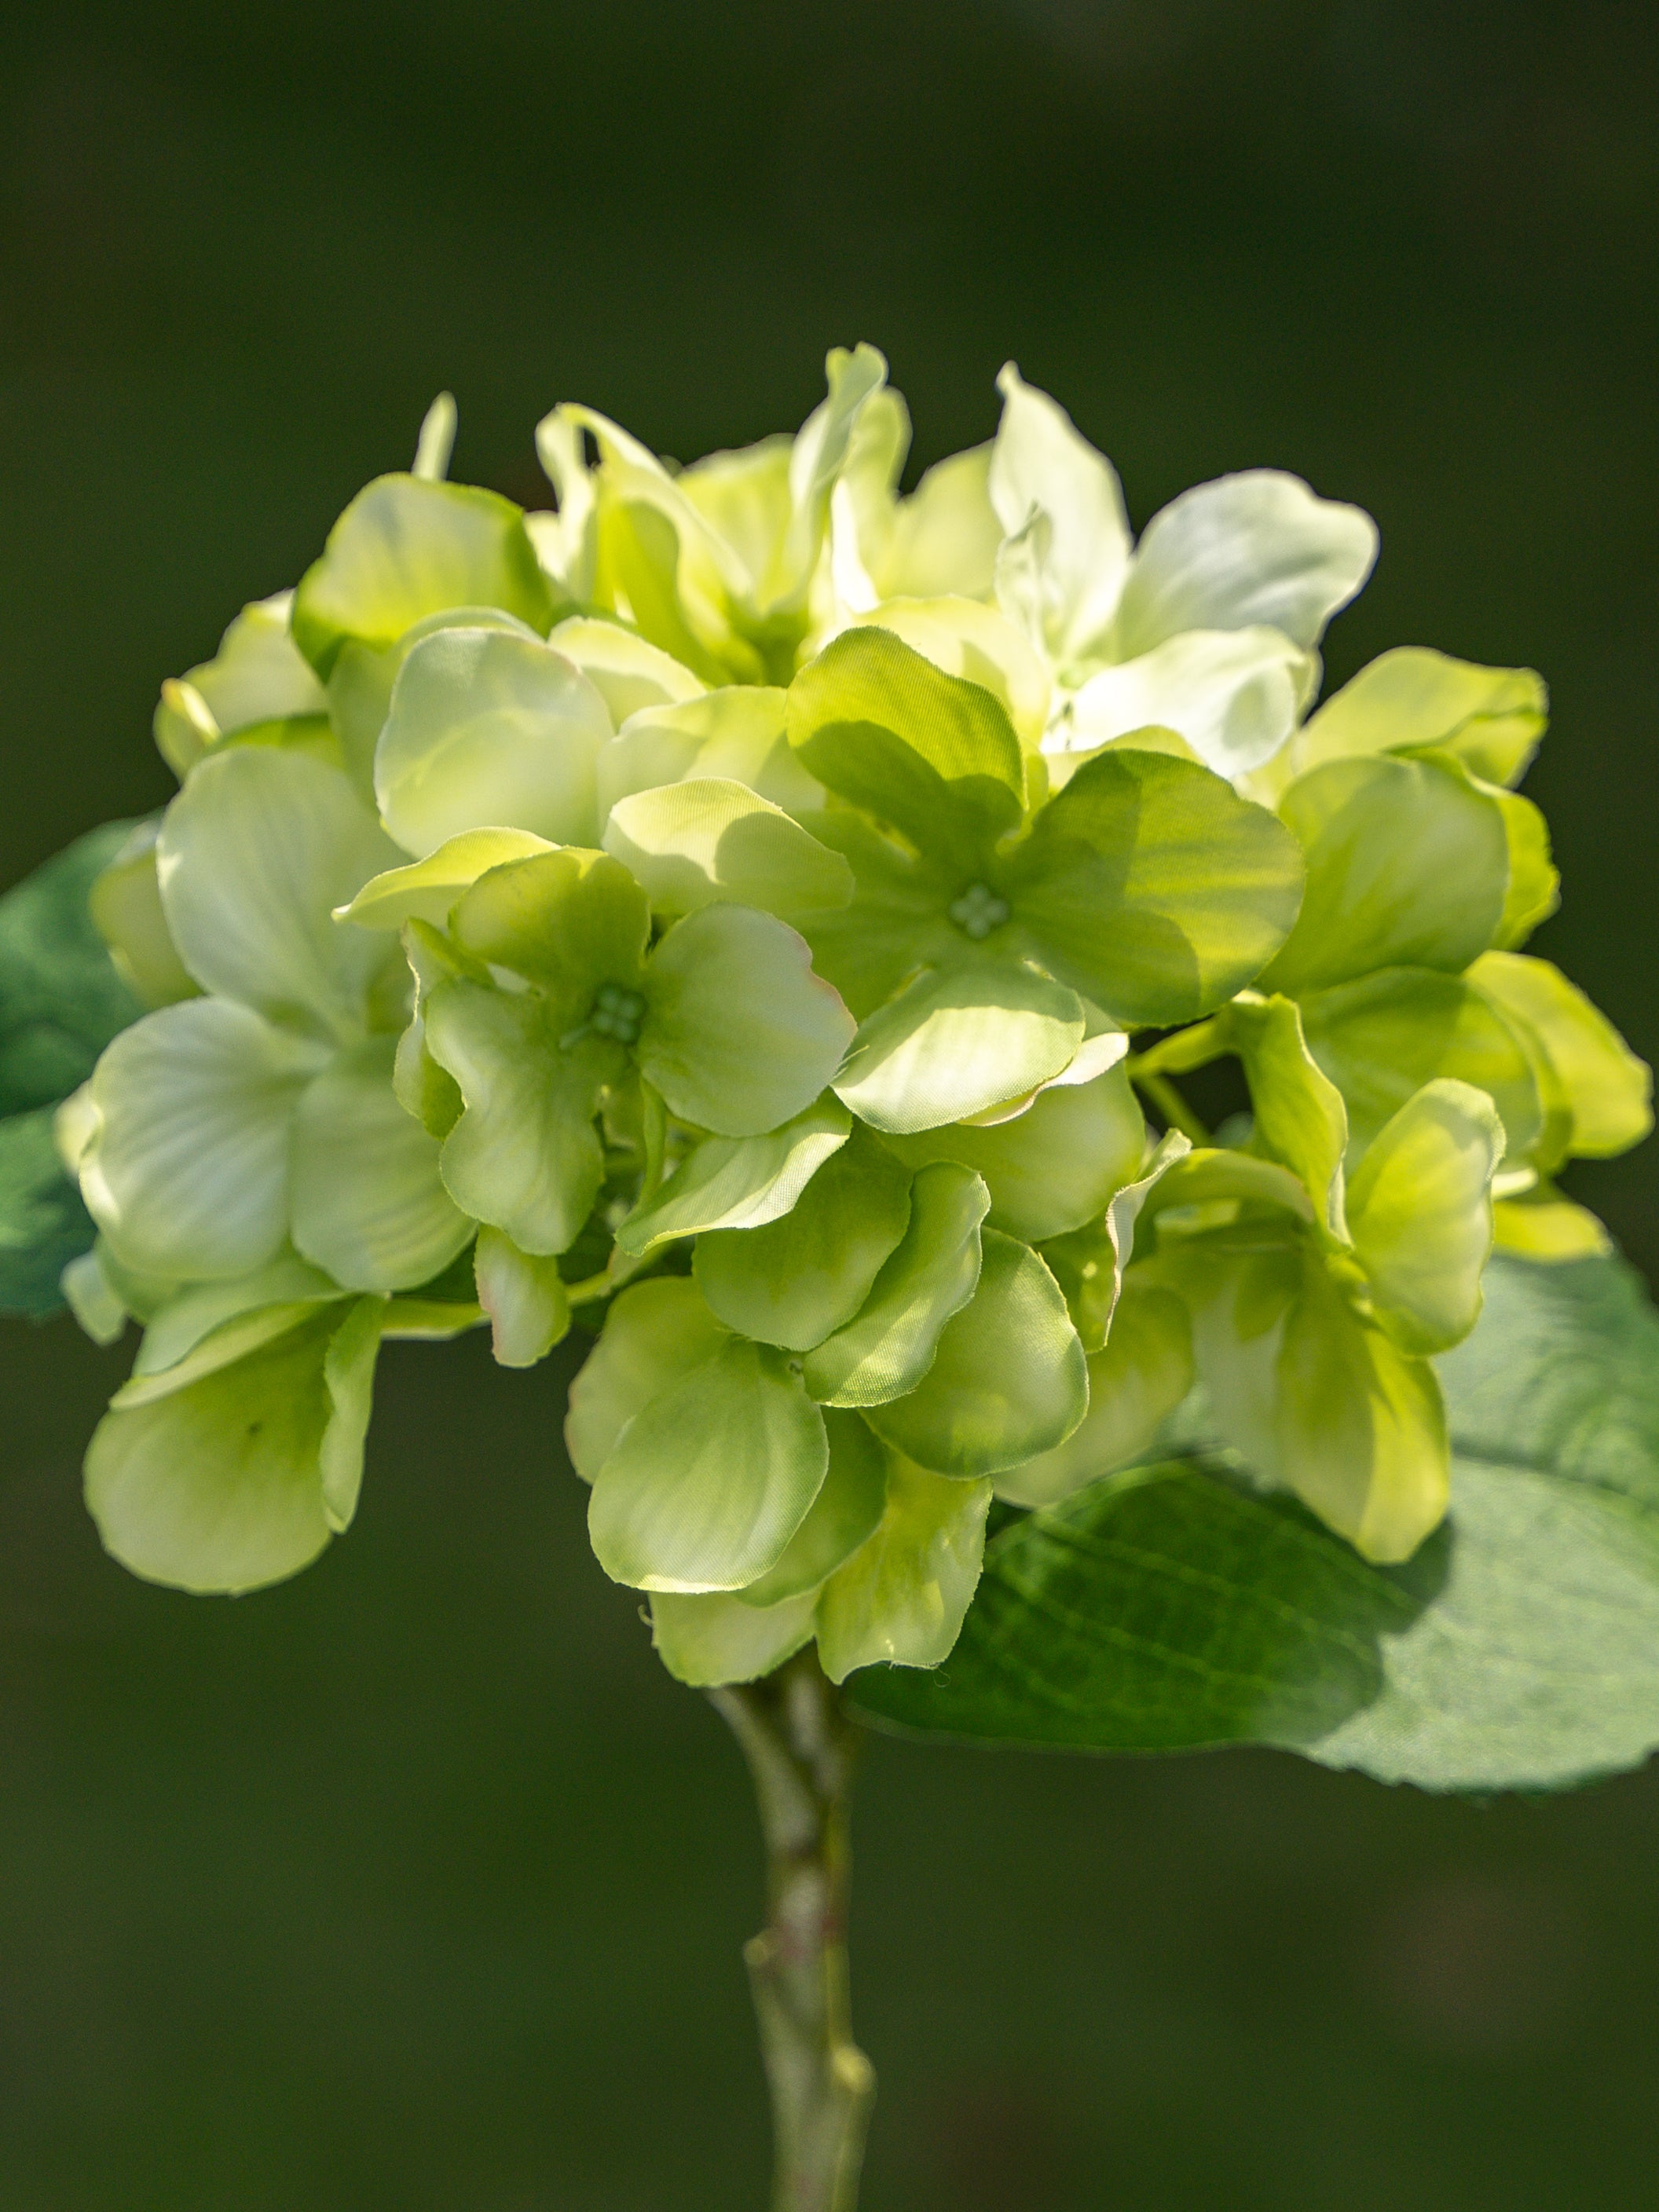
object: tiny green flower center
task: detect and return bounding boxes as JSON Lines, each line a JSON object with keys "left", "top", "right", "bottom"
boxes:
{"left": 588, "top": 982, "right": 647, "bottom": 1046}
{"left": 948, "top": 882, "right": 1010, "bottom": 941}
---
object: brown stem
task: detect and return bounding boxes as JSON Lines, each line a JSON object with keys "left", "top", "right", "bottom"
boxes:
{"left": 709, "top": 1652, "right": 876, "bottom": 2212}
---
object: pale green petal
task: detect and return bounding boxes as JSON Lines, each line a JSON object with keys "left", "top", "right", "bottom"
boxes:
{"left": 563, "top": 1277, "right": 728, "bottom": 1482}
{"left": 81, "top": 999, "right": 324, "bottom": 1280}
{"left": 473, "top": 1225, "right": 570, "bottom": 1368}
{"left": 411, "top": 391, "right": 457, "bottom": 482}
{"left": 588, "top": 1338, "right": 828, "bottom": 1592}
{"left": 995, "top": 1280, "right": 1194, "bottom": 1507}
{"left": 60, "top": 1246, "right": 130, "bottom": 1346}
{"left": 1488, "top": 782, "right": 1559, "bottom": 950}
{"left": 1346, "top": 1078, "right": 1501, "bottom": 1355}
{"left": 1141, "top": 1145, "right": 1315, "bottom": 1229}
{"left": 84, "top": 1301, "right": 383, "bottom": 1594}
{"left": 738, "top": 1410, "right": 888, "bottom": 1606}
{"left": 650, "top": 1588, "right": 819, "bottom": 1687}
{"left": 1469, "top": 951, "right": 1652, "bottom": 1159}
{"left": 815, "top": 1452, "right": 991, "bottom": 1683}
{"left": 90, "top": 819, "right": 200, "bottom": 1006}
{"left": 863, "top": 1229, "right": 1087, "bottom": 1477}
{"left": 597, "top": 687, "right": 819, "bottom": 822}
{"left": 547, "top": 616, "right": 705, "bottom": 725}
{"left": 1002, "top": 747, "right": 1305, "bottom": 1026}
{"left": 615, "top": 1097, "right": 851, "bottom": 1256}
{"left": 1111, "top": 469, "right": 1376, "bottom": 658}
{"left": 1492, "top": 1188, "right": 1613, "bottom": 1262}
{"left": 158, "top": 747, "right": 405, "bottom": 1038}
{"left": 336, "top": 829, "right": 557, "bottom": 931}
{"left": 1298, "top": 966, "right": 1542, "bottom": 1163}
{"left": 1227, "top": 993, "right": 1349, "bottom": 1232}
{"left": 1260, "top": 755, "right": 1508, "bottom": 995}
{"left": 1042, "top": 1126, "right": 1192, "bottom": 1349}
{"left": 530, "top": 414, "right": 599, "bottom": 604}
{"left": 803, "top": 1163, "right": 989, "bottom": 1407}
{"left": 793, "top": 812, "right": 958, "bottom": 1020}
{"left": 375, "top": 628, "right": 611, "bottom": 858}
{"left": 1287, "top": 646, "right": 1547, "bottom": 792}
{"left": 132, "top": 1250, "right": 344, "bottom": 1381}
{"left": 1063, "top": 626, "right": 1317, "bottom": 780}
{"left": 849, "top": 598, "right": 1051, "bottom": 750}
{"left": 450, "top": 847, "right": 650, "bottom": 1010}
{"left": 391, "top": 919, "right": 467, "bottom": 1138}
{"left": 291, "top": 474, "right": 555, "bottom": 678}
{"left": 326, "top": 606, "right": 540, "bottom": 804}
{"left": 833, "top": 961, "right": 1082, "bottom": 1135}
{"left": 424, "top": 977, "right": 614, "bottom": 1256}
{"left": 604, "top": 778, "right": 853, "bottom": 918}
{"left": 787, "top": 625, "right": 1027, "bottom": 861}
{"left": 751, "top": 342, "right": 887, "bottom": 614}
{"left": 987, "top": 364, "right": 1131, "bottom": 664}
{"left": 289, "top": 1035, "right": 473, "bottom": 1291}
{"left": 882, "top": 1060, "right": 1145, "bottom": 1242}
{"left": 154, "top": 592, "right": 327, "bottom": 776}
{"left": 638, "top": 903, "right": 855, "bottom": 1138}
{"left": 877, "top": 445, "right": 1002, "bottom": 602}
{"left": 694, "top": 1126, "right": 911, "bottom": 1350}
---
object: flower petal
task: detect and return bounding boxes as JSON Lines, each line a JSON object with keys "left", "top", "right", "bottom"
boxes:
{"left": 563, "top": 1277, "right": 730, "bottom": 1482}
{"left": 604, "top": 778, "right": 853, "bottom": 918}
{"left": 1064, "top": 625, "right": 1317, "bottom": 779}
{"left": 1346, "top": 1079, "right": 1502, "bottom": 1356}
{"left": 614, "top": 1097, "right": 851, "bottom": 1257}
{"left": 833, "top": 962, "right": 1083, "bottom": 1135}
{"left": 815, "top": 1452, "right": 991, "bottom": 1683}
{"left": 987, "top": 365, "right": 1131, "bottom": 664}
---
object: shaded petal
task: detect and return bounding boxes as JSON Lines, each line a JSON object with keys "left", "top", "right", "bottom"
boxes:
{"left": 1226, "top": 993, "right": 1349, "bottom": 1235}
{"left": 1346, "top": 1079, "right": 1502, "bottom": 1355}
{"left": 604, "top": 778, "right": 853, "bottom": 918}
{"left": 473, "top": 1225, "right": 571, "bottom": 1368}
{"left": 849, "top": 597, "right": 1051, "bottom": 751}
{"left": 563, "top": 1277, "right": 730, "bottom": 1482}
{"left": 614, "top": 1097, "right": 851, "bottom": 1257}
{"left": 833, "top": 961, "right": 1082, "bottom": 1135}
{"left": 650, "top": 1588, "right": 820, "bottom": 1687}
{"left": 1284, "top": 646, "right": 1547, "bottom": 793}
{"left": 738, "top": 1412, "right": 889, "bottom": 1606}
{"left": 815, "top": 1452, "right": 991, "bottom": 1683}
{"left": 335, "top": 829, "right": 557, "bottom": 932}
{"left": 1469, "top": 952, "right": 1652, "bottom": 1161}
{"left": 547, "top": 615, "right": 705, "bottom": 724}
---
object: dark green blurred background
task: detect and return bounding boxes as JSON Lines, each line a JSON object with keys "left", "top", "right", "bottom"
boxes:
{"left": 3, "top": 4, "right": 1657, "bottom": 2204}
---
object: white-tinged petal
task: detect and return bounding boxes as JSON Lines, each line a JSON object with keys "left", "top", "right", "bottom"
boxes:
{"left": 988, "top": 365, "right": 1131, "bottom": 663}
{"left": 81, "top": 999, "right": 326, "bottom": 1281}
{"left": 1062, "top": 626, "right": 1318, "bottom": 779}
{"left": 335, "top": 829, "right": 557, "bottom": 931}
{"left": 546, "top": 616, "right": 705, "bottom": 725}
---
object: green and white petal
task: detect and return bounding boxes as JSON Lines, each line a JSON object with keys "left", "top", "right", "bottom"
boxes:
{"left": 848, "top": 597, "right": 1052, "bottom": 751}
{"left": 596, "top": 687, "right": 819, "bottom": 822}
{"left": 130, "top": 1250, "right": 345, "bottom": 1382}
{"left": 649, "top": 1588, "right": 820, "bottom": 1688}
{"left": 424, "top": 977, "right": 615, "bottom": 1256}
{"left": 1110, "top": 469, "right": 1377, "bottom": 659}
{"left": 375, "top": 628, "right": 612, "bottom": 857}
{"left": 987, "top": 364, "right": 1131, "bottom": 665}
{"left": 1487, "top": 782, "right": 1559, "bottom": 950}
{"left": 158, "top": 746, "right": 405, "bottom": 1039}
{"left": 1298, "top": 966, "right": 1542, "bottom": 1164}
{"left": 788, "top": 626, "right": 1027, "bottom": 864}
{"left": 1346, "top": 1079, "right": 1502, "bottom": 1356}
{"left": 870, "top": 444, "right": 1002, "bottom": 603}
{"left": 863, "top": 1229, "right": 1087, "bottom": 1477}
{"left": 738, "top": 1411, "right": 889, "bottom": 1607}
{"left": 995, "top": 1280, "right": 1194, "bottom": 1507}
{"left": 1064, "top": 626, "right": 1318, "bottom": 780}
{"left": 1285, "top": 646, "right": 1547, "bottom": 793}
{"left": 473, "top": 1225, "right": 570, "bottom": 1368}
{"left": 1003, "top": 747, "right": 1305, "bottom": 1026}
{"left": 291, "top": 474, "right": 555, "bottom": 679}
{"left": 1227, "top": 993, "right": 1349, "bottom": 1233}
{"left": 289, "top": 1035, "right": 473, "bottom": 1292}
{"left": 614, "top": 1097, "right": 851, "bottom": 1256}
{"left": 803, "top": 1163, "right": 989, "bottom": 1408}
{"left": 815, "top": 1452, "right": 992, "bottom": 1683}
{"left": 833, "top": 962, "right": 1083, "bottom": 1135}
{"left": 81, "top": 999, "right": 325, "bottom": 1280}
{"left": 90, "top": 819, "right": 201, "bottom": 1008}
{"left": 1259, "top": 755, "right": 1509, "bottom": 996}
{"left": 326, "top": 606, "right": 541, "bottom": 804}
{"left": 1492, "top": 1186, "right": 1613, "bottom": 1263}
{"left": 1041, "top": 1126, "right": 1192, "bottom": 1350}
{"left": 588, "top": 1338, "right": 829, "bottom": 1592}
{"left": 694, "top": 1126, "right": 912, "bottom": 1350}
{"left": 450, "top": 847, "right": 650, "bottom": 1013}
{"left": 84, "top": 1299, "right": 385, "bottom": 1595}
{"left": 563, "top": 1276, "right": 729, "bottom": 1481}
{"left": 1469, "top": 952, "right": 1652, "bottom": 1160}
{"left": 753, "top": 342, "right": 888, "bottom": 614}
{"left": 639, "top": 903, "right": 855, "bottom": 1138}
{"left": 546, "top": 615, "right": 705, "bottom": 725}
{"left": 883, "top": 1060, "right": 1146, "bottom": 1243}
{"left": 336, "top": 829, "right": 558, "bottom": 932}
{"left": 603, "top": 778, "right": 853, "bottom": 918}
{"left": 154, "top": 591, "right": 328, "bottom": 776}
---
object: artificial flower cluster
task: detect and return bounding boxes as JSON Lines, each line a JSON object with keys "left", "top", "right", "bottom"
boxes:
{"left": 59, "top": 350, "right": 1650, "bottom": 1687}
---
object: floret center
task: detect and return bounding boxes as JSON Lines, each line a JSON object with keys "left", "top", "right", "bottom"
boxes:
{"left": 948, "top": 882, "right": 1010, "bottom": 941}
{"left": 588, "top": 982, "right": 647, "bottom": 1046}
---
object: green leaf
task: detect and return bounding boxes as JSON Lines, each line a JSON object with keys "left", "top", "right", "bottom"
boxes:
{"left": 0, "top": 821, "right": 146, "bottom": 1116}
{"left": 613, "top": 1097, "right": 851, "bottom": 1256}
{"left": 994, "top": 1280, "right": 1194, "bottom": 1507}
{"left": 738, "top": 1410, "right": 889, "bottom": 1606}
{"left": 816, "top": 1452, "right": 992, "bottom": 1683}
{"left": 375, "top": 628, "right": 611, "bottom": 857}
{"left": 649, "top": 1587, "right": 819, "bottom": 1688}
{"left": 864, "top": 1229, "right": 1088, "bottom": 1477}
{"left": 563, "top": 1277, "right": 730, "bottom": 1481}
{"left": 1288, "top": 646, "right": 1547, "bottom": 791}
{"left": 291, "top": 474, "right": 555, "bottom": 679}
{"left": 802, "top": 1163, "right": 988, "bottom": 1408}
{"left": 588, "top": 1338, "right": 828, "bottom": 1592}
{"left": 854, "top": 1254, "right": 1659, "bottom": 1792}
{"left": 603, "top": 778, "right": 853, "bottom": 919}
{"left": 883, "top": 1060, "right": 1146, "bottom": 1245}
{"left": 833, "top": 961, "right": 1082, "bottom": 1135}
{"left": 473, "top": 1225, "right": 570, "bottom": 1368}
{"left": 83, "top": 1300, "right": 384, "bottom": 1595}
{"left": 0, "top": 1108, "right": 97, "bottom": 1318}
{"left": 693, "top": 1126, "right": 910, "bottom": 1350}
{"left": 637, "top": 903, "right": 855, "bottom": 1139}
{"left": 1346, "top": 1079, "right": 1501, "bottom": 1355}
{"left": 787, "top": 626, "right": 1027, "bottom": 863}
{"left": 1259, "top": 755, "right": 1508, "bottom": 996}
{"left": 1002, "top": 748, "right": 1305, "bottom": 1027}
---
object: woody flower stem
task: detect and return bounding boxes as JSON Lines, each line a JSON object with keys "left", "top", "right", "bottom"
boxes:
{"left": 709, "top": 1651, "right": 876, "bottom": 2212}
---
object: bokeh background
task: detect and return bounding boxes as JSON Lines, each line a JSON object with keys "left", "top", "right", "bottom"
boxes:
{"left": 3, "top": 3, "right": 1657, "bottom": 2204}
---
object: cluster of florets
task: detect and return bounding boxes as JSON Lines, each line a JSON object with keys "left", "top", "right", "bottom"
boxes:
{"left": 60, "top": 350, "right": 1650, "bottom": 1689}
